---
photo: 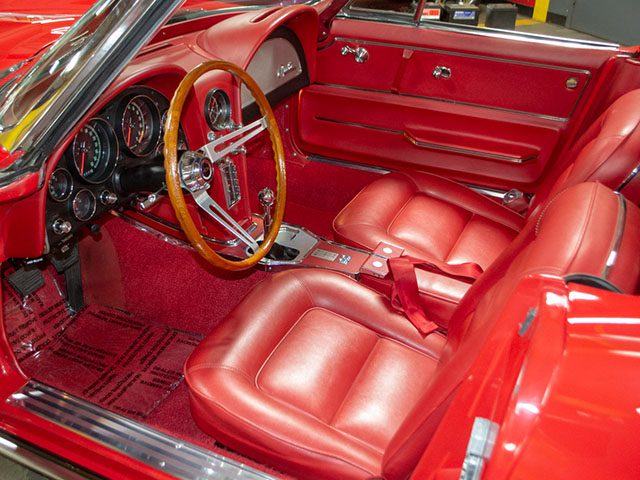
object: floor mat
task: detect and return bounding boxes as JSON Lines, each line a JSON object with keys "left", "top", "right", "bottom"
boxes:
{"left": 3, "top": 268, "right": 201, "bottom": 418}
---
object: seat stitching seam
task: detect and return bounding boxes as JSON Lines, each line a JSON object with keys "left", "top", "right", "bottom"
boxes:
{"left": 327, "top": 338, "right": 380, "bottom": 427}
{"left": 443, "top": 211, "right": 475, "bottom": 263}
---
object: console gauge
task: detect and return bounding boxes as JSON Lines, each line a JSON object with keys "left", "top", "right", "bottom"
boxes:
{"left": 72, "top": 118, "right": 118, "bottom": 183}
{"left": 48, "top": 169, "right": 74, "bottom": 202}
{"left": 120, "top": 95, "right": 161, "bottom": 156}
{"left": 205, "top": 89, "right": 231, "bottom": 131}
{"left": 72, "top": 189, "right": 97, "bottom": 222}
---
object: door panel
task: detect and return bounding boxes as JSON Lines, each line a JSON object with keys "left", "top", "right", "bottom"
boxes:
{"left": 294, "top": 18, "right": 618, "bottom": 189}
{"left": 297, "top": 84, "right": 561, "bottom": 184}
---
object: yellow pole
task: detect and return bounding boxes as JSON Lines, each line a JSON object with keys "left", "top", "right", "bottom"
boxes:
{"left": 533, "top": 0, "right": 550, "bottom": 22}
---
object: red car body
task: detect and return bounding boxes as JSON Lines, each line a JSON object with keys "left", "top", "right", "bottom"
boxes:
{"left": 0, "top": 1, "right": 639, "bottom": 479}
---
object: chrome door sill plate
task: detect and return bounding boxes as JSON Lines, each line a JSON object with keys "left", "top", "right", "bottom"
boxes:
{"left": 9, "top": 381, "right": 277, "bottom": 480}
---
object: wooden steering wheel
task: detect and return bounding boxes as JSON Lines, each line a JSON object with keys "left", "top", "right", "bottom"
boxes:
{"left": 163, "top": 61, "right": 286, "bottom": 271}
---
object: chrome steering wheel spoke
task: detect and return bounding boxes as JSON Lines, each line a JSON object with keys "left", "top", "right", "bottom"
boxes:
{"left": 191, "top": 189, "right": 259, "bottom": 252}
{"left": 202, "top": 117, "right": 267, "bottom": 163}
{"left": 178, "top": 149, "right": 258, "bottom": 253}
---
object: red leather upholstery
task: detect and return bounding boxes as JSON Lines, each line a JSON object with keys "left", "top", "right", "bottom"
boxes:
{"left": 333, "top": 89, "right": 640, "bottom": 313}
{"left": 186, "top": 183, "right": 640, "bottom": 480}
{"left": 531, "top": 88, "right": 640, "bottom": 211}
{"left": 334, "top": 171, "right": 524, "bottom": 270}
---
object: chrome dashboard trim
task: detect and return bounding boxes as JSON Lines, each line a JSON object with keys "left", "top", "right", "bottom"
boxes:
{"left": 9, "top": 381, "right": 276, "bottom": 480}
{"left": 315, "top": 116, "right": 536, "bottom": 164}
{"left": 315, "top": 83, "right": 570, "bottom": 122}
{"left": 603, "top": 193, "right": 627, "bottom": 279}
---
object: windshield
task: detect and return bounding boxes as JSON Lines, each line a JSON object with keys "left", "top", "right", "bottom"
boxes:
{"left": 0, "top": 0, "right": 183, "bottom": 187}
{"left": 171, "top": 0, "right": 314, "bottom": 22}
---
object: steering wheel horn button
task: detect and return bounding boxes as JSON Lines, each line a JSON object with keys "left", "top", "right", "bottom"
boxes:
{"left": 179, "top": 150, "right": 214, "bottom": 192}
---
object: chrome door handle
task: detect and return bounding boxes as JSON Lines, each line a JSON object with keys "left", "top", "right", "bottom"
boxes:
{"left": 341, "top": 45, "right": 369, "bottom": 63}
{"left": 433, "top": 66, "right": 452, "bottom": 79}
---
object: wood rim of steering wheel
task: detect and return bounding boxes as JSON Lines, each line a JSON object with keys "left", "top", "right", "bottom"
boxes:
{"left": 163, "top": 60, "right": 286, "bottom": 271}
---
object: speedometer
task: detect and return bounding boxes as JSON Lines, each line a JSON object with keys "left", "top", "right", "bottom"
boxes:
{"left": 120, "top": 95, "right": 161, "bottom": 156}
{"left": 72, "top": 118, "right": 118, "bottom": 183}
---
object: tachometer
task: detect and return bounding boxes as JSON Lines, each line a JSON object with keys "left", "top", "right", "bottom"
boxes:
{"left": 120, "top": 95, "right": 160, "bottom": 156}
{"left": 205, "top": 89, "right": 231, "bottom": 131}
{"left": 72, "top": 118, "right": 118, "bottom": 183}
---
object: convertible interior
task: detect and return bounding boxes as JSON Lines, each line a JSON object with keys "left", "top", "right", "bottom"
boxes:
{"left": 1, "top": 2, "right": 640, "bottom": 479}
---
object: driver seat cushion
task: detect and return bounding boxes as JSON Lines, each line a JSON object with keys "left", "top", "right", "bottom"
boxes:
{"left": 185, "top": 269, "right": 447, "bottom": 480}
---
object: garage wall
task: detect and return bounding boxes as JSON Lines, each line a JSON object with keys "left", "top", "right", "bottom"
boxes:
{"left": 568, "top": 0, "right": 640, "bottom": 46}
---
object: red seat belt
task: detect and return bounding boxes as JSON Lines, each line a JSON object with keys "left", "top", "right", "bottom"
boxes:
{"left": 388, "top": 256, "right": 483, "bottom": 336}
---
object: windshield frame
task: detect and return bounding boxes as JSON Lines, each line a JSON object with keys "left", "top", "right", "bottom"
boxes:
{"left": 0, "top": 0, "right": 184, "bottom": 188}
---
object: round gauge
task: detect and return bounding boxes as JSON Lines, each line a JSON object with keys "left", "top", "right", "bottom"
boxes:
{"left": 160, "top": 112, "right": 189, "bottom": 152}
{"left": 48, "top": 169, "right": 73, "bottom": 202}
{"left": 72, "top": 118, "right": 118, "bottom": 184}
{"left": 204, "top": 89, "right": 231, "bottom": 131}
{"left": 71, "top": 189, "right": 96, "bottom": 222}
{"left": 121, "top": 95, "right": 160, "bottom": 156}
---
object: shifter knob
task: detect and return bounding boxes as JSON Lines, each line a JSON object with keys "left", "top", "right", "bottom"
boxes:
{"left": 258, "top": 187, "right": 275, "bottom": 233}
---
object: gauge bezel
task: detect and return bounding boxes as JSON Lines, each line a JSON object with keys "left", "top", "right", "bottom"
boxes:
{"left": 118, "top": 94, "right": 162, "bottom": 157}
{"left": 48, "top": 168, "right": 74, "bottom": 203}
{"left": 72, "top": 118, "right": 119, "bottom": 184}
{"left": 71, "top": 189, "right": 97, "bottom": 222}
{"left": 204, "top": 89, "right": 232, "bottom": 131}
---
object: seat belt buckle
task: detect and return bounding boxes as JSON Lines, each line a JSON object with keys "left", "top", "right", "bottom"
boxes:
{"left": 502, "top": 189, "right": 529, "bottom": 214}
{"left": 360, "top": 242, "right": 404, "bottom": 278}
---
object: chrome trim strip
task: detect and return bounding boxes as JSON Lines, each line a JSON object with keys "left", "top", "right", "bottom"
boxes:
{"left": 603, "top": 194, "right": 627, "bottom": 279}
{"left": 466, "top": 185, "right": 508, "bottom": 200}
{"left": 404, "top": 133, "right": 536, "bottom": 164}
{"left": 334, "top": 36, "right": 593, "bottom": 74}
{"left": 0, "top": 433, "right": 95, "bottom": 480}
{"left": 616, "top": 163, "right": 640, "bottom": 192}
{"left": 309, "top": 155, "right": 390, "bottom": 173}
{"left": 9, "top": 381, "right": 275, "bottom": 480}
{"left": 316, "top": 116, "right": 535, "bottom": 164}
{"left": 316, "top": 83, "right": 569, "bottom": 122}
{"left": 334, "top": 15, "right": 619, "bottom": 50}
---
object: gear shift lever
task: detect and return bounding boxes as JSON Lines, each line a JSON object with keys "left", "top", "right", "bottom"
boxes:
{"left": 258, "top": 187, "right": 275, "bottom": 234}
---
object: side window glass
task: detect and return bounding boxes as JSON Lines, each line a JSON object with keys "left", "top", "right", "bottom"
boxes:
{"left": 348, "top": 0, "right": 418, "bottom": 17}
{"left": 343, "top": 1, "right": 626, "bottom": 46}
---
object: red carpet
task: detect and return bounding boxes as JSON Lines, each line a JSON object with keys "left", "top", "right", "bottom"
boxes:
{"left": 3, "top": 269, "right": 201, "bottom": 418}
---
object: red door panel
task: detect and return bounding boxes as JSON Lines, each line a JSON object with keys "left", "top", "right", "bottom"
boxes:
{"left": 297, "top": 84, "right": 561, "bottom": 185}
{"left": 294, "top": 18, "right": 618, "bottom": 189}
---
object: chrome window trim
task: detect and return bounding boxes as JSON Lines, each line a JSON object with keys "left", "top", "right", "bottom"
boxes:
{"left": 335, "top": 14, "right": 620, "bottom": 51}
{"left": 0, "top": 0, "right": 184, "bottom": 188}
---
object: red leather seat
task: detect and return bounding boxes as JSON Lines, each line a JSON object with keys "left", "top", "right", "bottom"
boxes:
{"left": 334, "top": 89, "right": 640, "bottom": 272}
{"left": 185, "top": 183, "right": 640, "bottom": 480}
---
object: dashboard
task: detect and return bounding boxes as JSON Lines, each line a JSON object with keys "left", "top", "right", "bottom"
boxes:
{"left": 41, "top": 5, "right": 317, "bottom": 258}
{"left": 45, "top": 86, "right": 191, "bottom": 252}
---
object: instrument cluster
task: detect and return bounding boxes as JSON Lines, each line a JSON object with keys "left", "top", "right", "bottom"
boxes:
{"left": 46, "top": 86, "right": 188, "bottom": 252}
